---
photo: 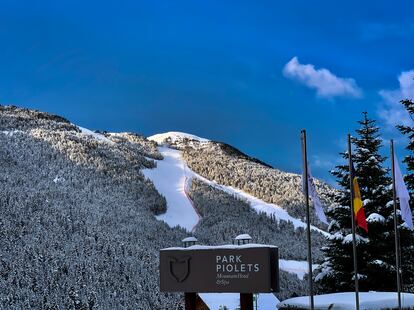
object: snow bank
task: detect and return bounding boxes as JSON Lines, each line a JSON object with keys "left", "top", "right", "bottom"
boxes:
{"left": 200, "top": 292, "right": 279, "bottom": 310}
{"left": 148, "top": 131, "right": 209, "bottom": 144}
{"left": 278, "top": 292, "right": 414, "bottom": 310}
{"left": 142, "top": 147, "right": 200, "bottom": 231}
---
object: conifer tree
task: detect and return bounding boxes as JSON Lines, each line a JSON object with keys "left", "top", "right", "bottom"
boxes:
{"left": 397, "top": 99, "right": 414, "bottom": 191}
{"left": 396, "top": 99, "right": 414, "bottom": 292}
{"left": 316, "top": 112, "right": 401, "bottom": 292}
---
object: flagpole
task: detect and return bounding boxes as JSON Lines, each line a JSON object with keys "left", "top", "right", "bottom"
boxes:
{"left": 301, "top": 129, "right": 315, "bottom": 310}
{"left": 391, "top": 139, "right": 402, "bottom": 310}
{"left": 348, "top": 134, "right": 360, "bottom": 310}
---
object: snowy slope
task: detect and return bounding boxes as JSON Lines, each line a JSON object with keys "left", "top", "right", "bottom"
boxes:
{"left": 148, "top": 131, "right": 209, "bottom": 144}
{"left": 143, "top": 144, "right": 324, "bottom": 283}
{"left": 278, "top": 292, "right": 414, "bottom": 310}
{"left": 279, "top": 260, "right": 317, "bottom": 280}
{"left": 77, "top": 126, "right": 112, "bottom": 143}
{"left": 145, "top": 142, "right": 327, "bottom": 236}
{"left": 142, "top": 147, "right": 200, "bottom": 232}
{"left": 197, "top": 177, "right": 328, "bottom": 236}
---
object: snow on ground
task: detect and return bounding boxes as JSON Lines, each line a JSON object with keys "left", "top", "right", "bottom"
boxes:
{"left": 147, "top": 133, "right": 328, "bottom": 235}
{"left": 1, "top": 130, "right": 24, "bottom": 136}
{"left": 145, "top": 145, "right": 321, "bottom": 280}
{"left": 183, "top": 155, "right": 328, "bottom": 236}
{"left": 279, "top": 260, "right": 317, "bottom": 280}
{"left": 142, "top": 146, "right": 200, "bottom": 231}
{"left": 197, "top": 177, "right": 328, "bottom": 236}
{"left": 200, "top": 292, "right": 279, "bottom": 310}
{"left": 148, "top": 131, "right": 209, "bottom": 144}
{"left": 144, "top": 145, "right": 326, "bottom": 235}
{"left": 77, "top": 126, "right": 112, "bottom": 143}
{"left": 278, "top": 292, "right": 414, "bottom": 310}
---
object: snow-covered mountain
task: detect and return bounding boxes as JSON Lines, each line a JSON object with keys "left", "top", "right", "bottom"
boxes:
{"left": 147, "top": 131, "right": 336, "bottom": 230}
{"left": 0, "top": 107, "right": 336, "bottom": 309}
{"left": 143, "top": 131, "right": 336, "bottom": 305}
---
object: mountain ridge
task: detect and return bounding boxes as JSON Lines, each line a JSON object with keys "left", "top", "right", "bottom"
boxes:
{"left": 0, "top": 106, "right": 335, "bottom": 307}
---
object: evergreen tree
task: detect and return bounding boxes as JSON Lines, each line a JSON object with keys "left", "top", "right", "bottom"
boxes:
{"left": 316, "top": 112, "right": 399, "bottom": 292}
{"left": 397, "top": 99, "right": 414, "bottom": 191}
{"left": 396, "top": 99, "right": 414, "bottom": 292}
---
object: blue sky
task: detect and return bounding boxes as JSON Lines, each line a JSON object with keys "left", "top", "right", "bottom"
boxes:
{"left": 1, "top": 0, "right": 413, "bottom": 184}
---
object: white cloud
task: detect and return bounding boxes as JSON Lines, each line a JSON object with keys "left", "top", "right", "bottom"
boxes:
{"left": 283, "top": 57, "right": 362, "bottom": 98}
{"left": 378, "top": 70, "right": 414, "bottom": 128}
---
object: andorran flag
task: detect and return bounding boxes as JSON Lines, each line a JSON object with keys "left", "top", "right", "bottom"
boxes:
{"left": 351, "top": 164, "right": 368, "bottom": 232}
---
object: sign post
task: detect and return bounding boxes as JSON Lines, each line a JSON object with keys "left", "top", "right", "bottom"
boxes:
{"left": 240, "top": 293, "right": 253, "bottom": 310}
{"left": 159, "top": 244, "right": 279, "bottom": 309}
{"left": 184, "top": 293, "right": 196, "bottom": 310}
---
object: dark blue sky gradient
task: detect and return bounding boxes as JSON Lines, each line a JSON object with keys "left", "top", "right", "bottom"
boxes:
{"left": 1, "top": 0, "right": 413, "bottom": 183}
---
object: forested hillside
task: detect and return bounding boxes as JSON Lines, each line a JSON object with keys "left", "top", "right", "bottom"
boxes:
{"left": 157, "top": 134, "right": 337, "bottom": 227}
{"left": 0, "top": 106, "right": 186, "bottom": 309}
{"left": 0, "top": 106, "right": 335, "bottom": 308}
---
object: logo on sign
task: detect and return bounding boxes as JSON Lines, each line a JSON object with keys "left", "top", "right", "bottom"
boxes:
{"left": 169, "top": 256, "right": 191, "bottom": 283}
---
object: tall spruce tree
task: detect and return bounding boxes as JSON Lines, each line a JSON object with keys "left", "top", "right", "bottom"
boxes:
{"left": 397, "top": 99, "right": 414, "bottom": 191}
{"left": 396, "top": 99, "right": 414, "bottom": 292}
{"left": 316, "top": 112, "right": 400, "bottom": 292}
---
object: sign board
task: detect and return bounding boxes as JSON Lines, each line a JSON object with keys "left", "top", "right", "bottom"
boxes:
{"left": 160, "top": 245, "right": 279, "bottom": 293}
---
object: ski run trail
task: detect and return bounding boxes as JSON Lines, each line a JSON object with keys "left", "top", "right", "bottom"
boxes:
{"left": 142, "top": 145, "right": 321, "bottom": 280}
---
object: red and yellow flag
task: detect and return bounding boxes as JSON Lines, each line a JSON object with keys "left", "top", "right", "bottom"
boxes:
{"left": 352, "top": 164, "right": 368, "bottom": 232}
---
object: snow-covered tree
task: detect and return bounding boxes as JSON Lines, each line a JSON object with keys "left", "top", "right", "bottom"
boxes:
{"left": 316, "top": 112, "right": 402, "bottom": 292}
{"left": 396, "top": 99, "right": 414, "bottom": 292}
{"left": 397, "top": 99, "right": 414, "bottom": 191}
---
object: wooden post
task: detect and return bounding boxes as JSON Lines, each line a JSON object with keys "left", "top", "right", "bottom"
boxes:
{"left": 185, "top": 292, "right": 196, "bottom": 310}
{"left": 240, "top": 293, "right": 253, "bottom": 310}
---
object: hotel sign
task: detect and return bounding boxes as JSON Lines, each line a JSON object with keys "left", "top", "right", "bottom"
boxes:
{"left": 159, "top": 246, "right": 279, "bottom": 293}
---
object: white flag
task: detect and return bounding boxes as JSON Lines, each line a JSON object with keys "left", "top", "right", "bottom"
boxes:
{"left": 303, "top": 166, "right": 328, "bottom": 224}
{"left": 394, "top": 153, "right": 413, "bottom": 229}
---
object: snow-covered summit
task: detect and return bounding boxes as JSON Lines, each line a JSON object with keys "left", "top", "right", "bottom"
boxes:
{"left": 148, "top": 131, "right": 209, "bottom": 145}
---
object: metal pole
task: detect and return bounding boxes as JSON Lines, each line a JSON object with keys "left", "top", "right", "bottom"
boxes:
{"left": 391, "top": 139, "right": 402, "bottom": 310}
{"left": 348, "top": 134, "right": 360, "bottom": 310}
{"left": 301, "top": 129, "right": 315, "bottom": 310}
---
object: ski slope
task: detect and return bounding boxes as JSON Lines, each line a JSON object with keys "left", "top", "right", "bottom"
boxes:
{"left": 142, "top": 143, "right": 324, "bottom": 281}
{"left": 279, "top": 259, "right": 317, "bottom": 280}
{"left": 144, "top": 141, "right": 327, "bottom": 235}
{"left": 142, "top": 146, "right": 200, "bottom": 232}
